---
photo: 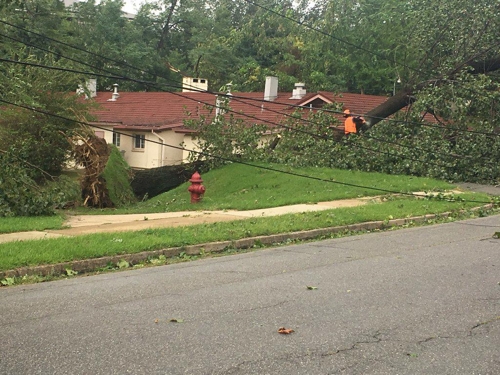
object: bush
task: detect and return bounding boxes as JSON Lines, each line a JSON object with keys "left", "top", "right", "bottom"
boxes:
{"left": 0, "top": 153, "right": 55, "bottom": 217}
{"left": 101, "top": 146, "right": 136, "bottom": 207}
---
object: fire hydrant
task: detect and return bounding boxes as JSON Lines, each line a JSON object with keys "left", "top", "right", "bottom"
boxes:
{"left": 187, "top": 171, "right": 206, "bottom": 203}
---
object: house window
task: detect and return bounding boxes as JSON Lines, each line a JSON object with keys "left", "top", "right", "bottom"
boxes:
{"left": 133, "top": 134, "right": 145, "bottom": 149}
{"left": 112, "top": 131, "right": 120, "bottom": 147}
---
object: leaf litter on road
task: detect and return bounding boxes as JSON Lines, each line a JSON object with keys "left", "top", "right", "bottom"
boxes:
{"left": 278, "top": 327, "right": 295, "bottom": 334}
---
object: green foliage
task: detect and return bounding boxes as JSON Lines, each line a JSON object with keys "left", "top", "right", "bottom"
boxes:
{"left": 0, "top": 51, "right": 92, "bottom": 181}
{"left": 1, "top": 277, "right": 15, "bottom": 286}
{"left": 101, "top": 145, "right": 136, "bottom": 207}
{"left": 325, "top": 114, "right": 500, "bottom": 184}
{"left": 0, "top": 152, "right": 55, "bottom": 217}
{"left": 2, "top": 0, "right": 499, "bottom": 97}
{"left": 43, "top": 174, "right": 82, "bottom": 208}
{"left": 265, "top": 104, "right": 343, "bottom": 167}
{"left": 0, "top": 150, "right": 82, "bottom": 217}
{"left": 184, "top": 98, "right": 269, "bottom": 169}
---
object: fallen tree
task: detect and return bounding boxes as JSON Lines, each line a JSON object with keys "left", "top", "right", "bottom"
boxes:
{"left": 364, "top": 58, "right": 500, "bottom": 130}
{"left": 73, "top": 134, "right": 113, "bottom": 208}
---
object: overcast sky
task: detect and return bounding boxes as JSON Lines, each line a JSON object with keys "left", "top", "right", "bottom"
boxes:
{"left": 122, "top": 0, "right": 139, "bottom": 14}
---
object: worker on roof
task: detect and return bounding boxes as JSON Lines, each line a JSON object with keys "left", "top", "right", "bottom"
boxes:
{"left": 343, "top": 109, "right": 366, "bottom": 135}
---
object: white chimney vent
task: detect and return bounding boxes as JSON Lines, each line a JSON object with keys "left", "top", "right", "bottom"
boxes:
{"left": 264, "top": 76, "right": 278, "bottom": 101}
{"left": 290, "top": 82, "right": 306, "bottom": 99}
{"left": 108, "top": 84, "right": 119, "bottom": 101}
{"left": 76, "top": 78, "right": 97, "bottom": 99}
{"left": 183, "top": 77, "right": 208, "bottom": 92}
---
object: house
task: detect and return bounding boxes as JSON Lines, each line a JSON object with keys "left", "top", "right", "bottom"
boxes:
{"left": 63, "top": 0, "right": 136, "bottom": 19}
{"left": 87, "top": 77, "right": 411, "bottom": 169}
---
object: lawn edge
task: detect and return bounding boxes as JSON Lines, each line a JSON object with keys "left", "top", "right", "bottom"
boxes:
{"left": 0, "top": 204, "right": 493, "bottom": 280}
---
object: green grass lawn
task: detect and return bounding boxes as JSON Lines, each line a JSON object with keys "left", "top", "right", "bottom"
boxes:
{"left": 0, "top": 163, "right": 457, "bottom": 233}
{"left": 0, "top": 215, "right": 66, "bottom": 234}
{"left": 77, "top": 163, "right": 457, "bottom": 215}
{"left": 0, "top": 193, "right": 493, "bottom": 272}
{"left": 0, "top": 163, "right": 496, "bottom": 276}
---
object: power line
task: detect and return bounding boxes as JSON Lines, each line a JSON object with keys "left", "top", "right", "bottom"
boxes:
{"left": 3, "top": 55, "right": 500, "bottom": 173}
{"left": 2, "top": 17, "right": 499, "bottom": 198}
{"left": 3, "top": 56, "right": 485, "bottom": 171}
{"left": 3, "top": 22, "right": 499, "bottom": 172}
{"left": 1, "top": 45, "right": 497, "bottom": 143}
{"left": 3, "top": 47, "right": 496, "bottom": 142}
{"left": 1, "top": 96, "right": 494, "bottom": 205}
{"left": 2, "top": 19, "right": 498, "bottom": 138}
{"left": 240, "top": 0, "right": 431, "bottom": 78}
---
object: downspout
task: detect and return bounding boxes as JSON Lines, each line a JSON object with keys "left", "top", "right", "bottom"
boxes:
{"left": 152, "top": 130, "right": 165, "bottom": 167}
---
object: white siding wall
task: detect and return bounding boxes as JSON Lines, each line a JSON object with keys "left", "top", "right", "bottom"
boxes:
{"left": 92, "top": 125, "right": 273, "bottom": 168}
{"left": 161, "top": 131, "right": 185, "bottom": 165}
{"left": 182, "top": 135, "right": 201, "bottom": 163}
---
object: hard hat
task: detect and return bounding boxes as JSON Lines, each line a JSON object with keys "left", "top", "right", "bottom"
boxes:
{"left": 343, "top": 109, "right": 351, "bottom": 117}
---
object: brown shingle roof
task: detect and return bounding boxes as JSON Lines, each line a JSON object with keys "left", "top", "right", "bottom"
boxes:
{"left": 91, "top": 90, "right": 432, "bottom": 130}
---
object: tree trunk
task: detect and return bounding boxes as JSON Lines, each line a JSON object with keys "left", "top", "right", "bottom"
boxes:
{"left": 157, "top": 0, "right": 178, "bottom": 53}
{"left": 364, "top": 87, "right": 415, "bottom": 129}
{"left": 362, "top": 57, "right": 500, "bottom": 131}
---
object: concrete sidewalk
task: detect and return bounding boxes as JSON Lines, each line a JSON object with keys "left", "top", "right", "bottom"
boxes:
{"left": 0, "top": 197, "right": 376, "bottom": 244}
{"left": 1, "top": 183, "right": 498, "bottom": 245}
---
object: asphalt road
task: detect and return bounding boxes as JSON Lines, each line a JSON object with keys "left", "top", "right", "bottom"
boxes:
{"left": 1, "top": 216, "right": 499, "bottom": 375}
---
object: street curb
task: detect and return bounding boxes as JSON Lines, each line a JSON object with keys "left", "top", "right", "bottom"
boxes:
{"left": 0, "top": 204, "right": 493, "bottom": 280}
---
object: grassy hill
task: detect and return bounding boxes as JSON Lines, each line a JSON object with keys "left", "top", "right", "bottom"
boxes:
{"left": 128, "top": 162, "right": 455, "bottom": 213}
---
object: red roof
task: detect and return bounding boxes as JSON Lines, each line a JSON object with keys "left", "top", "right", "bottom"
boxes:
{"left": 91, "top": 90, "right": 430, "bottom": 131}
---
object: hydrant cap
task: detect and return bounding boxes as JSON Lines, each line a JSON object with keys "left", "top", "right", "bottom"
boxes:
{"left": 189, "top": 171, "right": 203, "bottom": 183}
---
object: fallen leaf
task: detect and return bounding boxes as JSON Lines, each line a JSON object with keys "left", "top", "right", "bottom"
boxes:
{"left": 117, "top": 259, "right": 130, "bottom": 269}
{"left": 169, "top": 318, "right": 184, "bottom": 323}
{"left": 306, "top": 286, "right": 318, "bottom": 290}
{"left": 278, "top": 327, "right": 295, "bottom": 334}
{"left": 65, "top": 268, "right": 78, "bottom": 276}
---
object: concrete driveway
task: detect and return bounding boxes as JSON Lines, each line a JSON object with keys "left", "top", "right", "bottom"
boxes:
{"left": 1, "top": 215, "right": 499, "bottom": 374}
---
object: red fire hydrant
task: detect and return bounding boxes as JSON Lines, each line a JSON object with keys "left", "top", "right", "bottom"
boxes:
{"left": 187, "top": 171, "right": 206, "bottom": 203}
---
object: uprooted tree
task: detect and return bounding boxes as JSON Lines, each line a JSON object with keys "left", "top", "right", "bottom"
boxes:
{"left": 361, "top": 0, "right": 500, "bottom": 129}
{"left": 73, "top": 133, "right": 114, "bottom": 208}
{"left": 0, "top": 52, "right": 94, "bottom": 216}
{"left": 72, "top": 131, "right": 136, "bottom": 209}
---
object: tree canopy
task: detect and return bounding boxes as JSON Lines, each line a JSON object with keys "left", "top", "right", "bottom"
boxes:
{"left": 1, "top": 0, "right": 500, "bottom": 209}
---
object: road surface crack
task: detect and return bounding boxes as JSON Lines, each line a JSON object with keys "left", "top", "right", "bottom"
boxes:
{"left": 468, "top": 315, "right": 500, "bottom": 336}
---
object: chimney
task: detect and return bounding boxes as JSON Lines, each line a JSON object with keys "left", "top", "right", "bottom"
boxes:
{"left": 76, "top": 78, "right": 97, "bottom": 99}
{"left": 215, "top": 83, "right": 232, "bottom": 117}
{"left": 290, "top": 82, "right": 306, "bottom": 99}
{"left": 182, "top": 77, "right": 208, "bottom": 92}
{"left": 264, "top": 76, "right": 278, "bottom": 101}
{"left": 108, "top": 84, "right": 119, "bottom": 101}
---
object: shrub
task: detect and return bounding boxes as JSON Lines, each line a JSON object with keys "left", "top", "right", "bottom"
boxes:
{"left": 0, "top": 152, "right": 54, "bottom": 217}
{"left": 101, "top": 145, "right": 136, "bottom": 207}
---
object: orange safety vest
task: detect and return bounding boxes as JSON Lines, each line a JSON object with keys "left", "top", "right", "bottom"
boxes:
{"left": 344, "top": 117, "right": 357, "bottom": 134}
